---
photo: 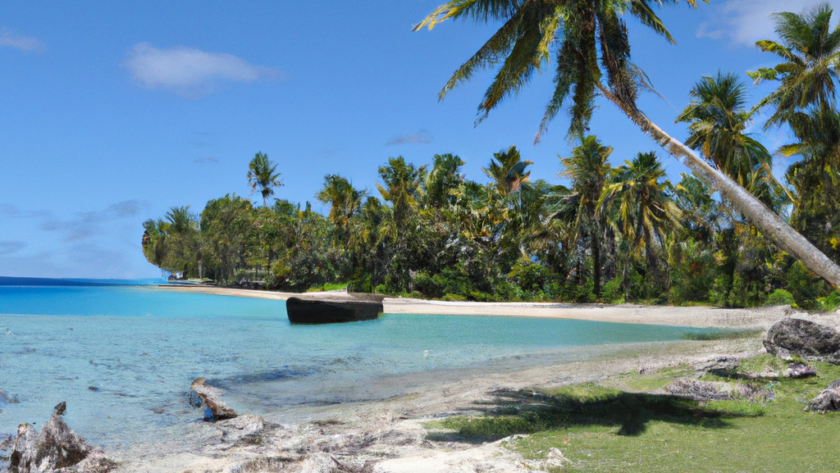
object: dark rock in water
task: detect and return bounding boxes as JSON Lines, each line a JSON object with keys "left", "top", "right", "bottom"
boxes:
{"left": 0, "top": 434, "right": 13, "bottom": 451}
{"left": 54, "top": 401, "right": 67, "bottom": 415}
{"left": 0, "top": 390, "right": 20, "bottom": 404}
{"left": 665, "top": 379, "right": 731, "bottom": 401}
{"left": 88, "top": 386, "right": 100, "bottom": 392}
{"left": 190, "top": 378, "right": 237, "bottom": 421}
{"left": 763, "top": 318, "right": 840, "bottom": 363}
{"left": 783, "top": 362, "right": 817, "bottom": 379}
{"left": 286, "top": 293, "right": 384, "bottom": 324}
{"left": 8, "top": 406, "right": 115, "bottom": 472}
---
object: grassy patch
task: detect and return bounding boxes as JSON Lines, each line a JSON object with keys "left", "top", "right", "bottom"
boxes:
{"left": 619, "top": 364, "right": 696, "bottom": 392}
{"left": 428, "top": 356, "right": 840, "bottom": 472}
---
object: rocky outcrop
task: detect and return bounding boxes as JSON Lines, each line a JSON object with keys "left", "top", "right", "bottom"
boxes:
{"left": 763, "top": 318, "right": 840, "bottom": 363}
{"left": 218, "top": 415, "right": 266, "bottom": 444}
{"left": 190, "top": 378, "right": 237, "bottom": 421}
{"left": 783, "top": 362, "right": 817, "bottom": 379}
{"left": 7, "top": 403, "right": 115, "bottom": 473}
{"left": 808, "top": 380, "right": 840, "bottom": 413}
{"left": 665, "top": 379, "right": 732, "bottom": 401}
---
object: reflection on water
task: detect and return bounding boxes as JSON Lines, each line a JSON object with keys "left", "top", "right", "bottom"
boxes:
{"left": 0, "top": 286, "right": 717, "bottom": 449}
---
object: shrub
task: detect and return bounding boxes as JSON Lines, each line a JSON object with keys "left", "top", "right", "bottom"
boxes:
{"left": 441, "top": 293, "right": 466, "bottom": 301}
{"left": 817, "top": 291, "right": 840, "bottom": 312}
{"left": 766, "top": 289, "right": 794, "bottom": 306}
{"left": 601, "top": 279, "right": 624, "bottom": 304}
{"left": 508, "top": 260, "right": 551, "bottom": 292}
{"left": 414, "top": 271, "right": 443, "bottom": 298}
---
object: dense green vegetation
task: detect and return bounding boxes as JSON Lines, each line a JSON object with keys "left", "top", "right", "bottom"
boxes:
{"left": 142, "top": 4, "right": 840, "bottom": 310}
{"left": 428, "top": 354, "right": 840, "bottom": 472}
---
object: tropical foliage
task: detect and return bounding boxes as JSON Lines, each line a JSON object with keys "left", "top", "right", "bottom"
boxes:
{"left": 141, "top": 3, "right": 840, "bottom": 310}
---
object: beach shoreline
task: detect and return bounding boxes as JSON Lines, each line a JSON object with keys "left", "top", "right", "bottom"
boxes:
{"left": 155, "top": 284, "right": 812, "bottom": 329}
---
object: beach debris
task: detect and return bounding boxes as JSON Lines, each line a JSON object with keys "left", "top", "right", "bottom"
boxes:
{"left": 7, "top": 402, "right": 115, "bottom": 473}
{"left": 783, "top": 362, "right": 817, "bottom": 379}
{"left": 190, "top": 377, "right": 237, "bottom": 421}
{"left": 763, "top": 318, "right": 840, "bottom": 363}
{"left": 807, "top": 380, "right": 840, "bottom": 413}
{"left": 665, "top": 379, "right": 732, "bottom": 401}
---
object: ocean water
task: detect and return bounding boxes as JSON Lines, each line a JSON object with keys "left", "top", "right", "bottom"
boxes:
{"left": 0, "top": 285, "right": 716, "bottom": 449}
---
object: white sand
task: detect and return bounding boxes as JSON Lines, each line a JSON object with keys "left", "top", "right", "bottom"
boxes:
{"left": 156, "top": 284, "right": 810, "bottom": 329}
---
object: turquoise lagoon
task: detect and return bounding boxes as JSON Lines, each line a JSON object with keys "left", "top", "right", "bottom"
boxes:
{"left": 0, "top": 284, "right": 716, "bottom": 449}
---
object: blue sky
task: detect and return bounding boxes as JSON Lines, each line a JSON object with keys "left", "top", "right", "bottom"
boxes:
{"left": 0, "top": 0, "right": 836, "bottom": 279}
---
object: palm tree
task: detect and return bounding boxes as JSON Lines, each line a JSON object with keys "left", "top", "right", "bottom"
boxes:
{"left": 676, "top": 72, "right": 779, "bottom": 199}
{"left": 782, "top": 107, "right": 840, "bottom": 259}
{"left": 247, "top": 152, "right": 283, "bottom": 207}
{"left": 376, "top": 157, "right": 426, "bottom": 224}
{"left": 749, "top": 3, "right": 840, "bottom": 127}
{"left": 547, "top": 135, "right": 612, "bottom": 297}
{"left": 415, "top": 0, "right": 840, "bottom": 288}
{"left": 316, "top": 174, "right": 367, "bottom": 237}
{"left": 599, "top": 152, "right": 682, "bottom": 289}
{"left": 484, "top": 146, "right": 533, "bottom": 197}
{"left": 425, "top": 153, "right": 466, "bottom": 208}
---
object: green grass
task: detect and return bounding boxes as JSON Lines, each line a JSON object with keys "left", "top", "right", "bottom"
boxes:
{"left": 619, "top": 364, "right": 697, "bottom": 392}
{"left": 427, "top": 356, "right": 840, "bottom": 472}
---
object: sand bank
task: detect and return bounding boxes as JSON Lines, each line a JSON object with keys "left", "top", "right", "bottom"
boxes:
{"left": 156, "top": 284, "right": 807, "bottom": 329}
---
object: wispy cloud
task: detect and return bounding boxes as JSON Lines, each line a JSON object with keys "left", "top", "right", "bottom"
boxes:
{"left": 0, "top": 29, "right": 44, "bottom": 53}
{"left": 0, "top": 204, "right": 49, "bottom": 219}
{"left": 193, "top": 157, "right": 220, "bottom": 164}
{"left": 0, "top": 241, "right": 27, "bottom": 256}
{"left": 41, "top": 200, "right": 148, "bottom": 242}
{"left": 697, "top": 0, "right": 840, "bottom": 47}
{"left": 123, "top": 43, "right": 280, "bottom": 97}
{"left": 386, "top": 130, "right": 434, "bottom": 146}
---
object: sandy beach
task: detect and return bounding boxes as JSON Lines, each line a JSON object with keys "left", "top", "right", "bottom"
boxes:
{"left": 16, "top": 285, "right": 837, "bottom": 472}
{"left": 156, "top": 284, "right": 816, "bottom": 329}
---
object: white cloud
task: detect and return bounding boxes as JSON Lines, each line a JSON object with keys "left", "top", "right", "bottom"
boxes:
{"left": 697, "top": 0, "right": 840, "bottom": 47}
{"left": 123, "top": 43, "right": 279, "bottom": 96}
{"left": 0, "top": 29, "right": 44, "bottom": 52}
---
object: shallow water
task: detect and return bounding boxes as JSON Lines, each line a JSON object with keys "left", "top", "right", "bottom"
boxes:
{"left": 0, "top": 286, "right": 716, "bottom": 449}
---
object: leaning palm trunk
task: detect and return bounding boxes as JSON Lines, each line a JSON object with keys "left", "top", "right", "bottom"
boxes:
{"left": 596, "top": 82, "right": 840, "bottom": 289}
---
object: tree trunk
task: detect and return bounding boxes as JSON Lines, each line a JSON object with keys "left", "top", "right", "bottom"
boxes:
{"left": 591, "top": 227, "right": 601, "bottom": 298}
{"left": 595, "top": 82, "right": 840, "bottom": 290}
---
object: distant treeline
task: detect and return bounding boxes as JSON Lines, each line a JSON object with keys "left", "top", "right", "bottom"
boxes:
{"left": 143, "top": 125, "right": 838, "bottom": 310}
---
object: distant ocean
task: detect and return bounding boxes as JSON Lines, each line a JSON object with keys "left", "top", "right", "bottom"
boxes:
{"left": 0, "top": 277, "right": 717, "bottom": 452}
{"left": 0, "top": 276, "right": 166, "bottom": 287}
